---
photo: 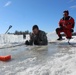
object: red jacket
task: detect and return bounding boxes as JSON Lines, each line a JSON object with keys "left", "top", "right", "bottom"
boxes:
{"left": 59, "top": 16, "right": 75, "bottom": 30}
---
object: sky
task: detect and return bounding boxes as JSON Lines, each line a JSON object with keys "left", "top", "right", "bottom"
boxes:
{"left": 0, "top": 0, "right": 76, "bottom": 34}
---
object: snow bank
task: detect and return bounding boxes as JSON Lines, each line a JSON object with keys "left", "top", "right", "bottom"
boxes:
{"left": 47, "top": 32, "right": 58, "bottom": 42}
{"left": 0, "top": 34, "right": 30, "bottom": 44}
{"left": 0, "top": 32, "right": 75, "bottom": 45}
{"left": 0, "top": 34, "right": 24, "bottom": 44}
{"left": 0, "top": 32, "right": 58, "bottom": 45}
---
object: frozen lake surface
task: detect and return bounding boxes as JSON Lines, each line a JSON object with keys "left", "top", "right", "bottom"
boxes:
{"left": 0, "top": 42, "right": 76, "bottom": 75}
{"left": 0, "top": 34, "right": 76, "bottom": 75}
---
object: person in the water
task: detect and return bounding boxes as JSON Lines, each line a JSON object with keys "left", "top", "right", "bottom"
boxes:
{"left": 25, "top": 25, "right": 48, "bottom": 45}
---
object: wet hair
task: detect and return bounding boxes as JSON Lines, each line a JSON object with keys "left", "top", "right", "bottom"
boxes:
{"left": 63, "top": 10, "right": 69, "bottom": 15}
{"left": 32, "top": 25, "right": 39, "bottom": 30}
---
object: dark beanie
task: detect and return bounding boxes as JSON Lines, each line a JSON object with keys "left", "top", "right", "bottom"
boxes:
{"left": 63, "top": 10, "right": 69, "bottom": 15}
{"left": 32, "top": 25, "right": 39, "bottom": 30}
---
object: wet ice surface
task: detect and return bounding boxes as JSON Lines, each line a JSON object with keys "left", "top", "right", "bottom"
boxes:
{"left": 0, "top": 42, "right": 76, "bottom": 75}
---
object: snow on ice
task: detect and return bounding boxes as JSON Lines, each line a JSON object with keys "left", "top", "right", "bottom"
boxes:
{"left": 0, "top": 33, "right": 76, "bottom": 75}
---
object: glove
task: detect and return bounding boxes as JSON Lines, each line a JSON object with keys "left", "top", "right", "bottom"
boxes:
{"left": 71, "top": 29, "right": 74, "bottom": 32}
{"left": 25, "top": 40, "right": 30, "bottom": 45}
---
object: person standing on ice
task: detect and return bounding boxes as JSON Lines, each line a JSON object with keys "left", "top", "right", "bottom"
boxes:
{"left": 56, "top": 10, "right": 75, "bottom": 40}
{"left": 25, "top": 25, "right": 48, "bottom": 45}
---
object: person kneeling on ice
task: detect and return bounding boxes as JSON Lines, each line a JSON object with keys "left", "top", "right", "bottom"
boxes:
{"left": 56, "top": 10, "right": 75, "bottom": 40}
{"left": 25, "top": 25, "right": 48, "bottom": 45}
